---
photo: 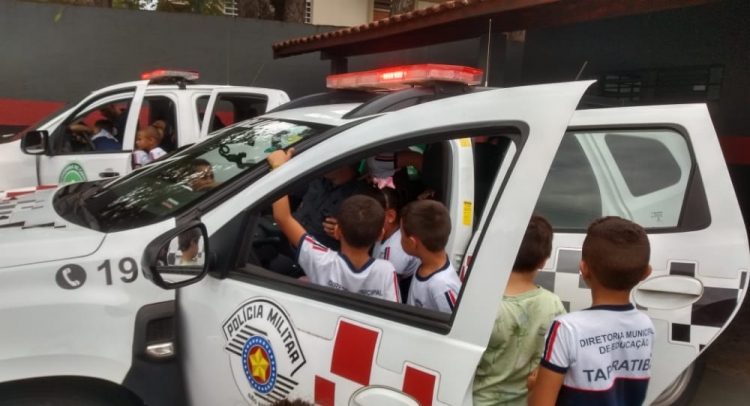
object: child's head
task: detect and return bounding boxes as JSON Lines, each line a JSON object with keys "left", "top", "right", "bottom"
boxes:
{"left": 135, "top": 126, "right": 162, "bottom": 152}
{"left": 152, "top": 120, "right": 167, "bottom": 137}
{"left": 335, "top": 195, "right": 385, "bottom": 249}
{"left": 359, "top": 185, "right": 401, "bottom": 228}
{"left": 400, "top": 200, "right": 451, "bottom": 256}
{"left": 512, "top": 214, "right": 553, "bottom": 273}
{"left": 581, "top": 216, "right": 652, "bottom": 291}
{"left": 93, "top": 119, "right": 113, "bottom": 134}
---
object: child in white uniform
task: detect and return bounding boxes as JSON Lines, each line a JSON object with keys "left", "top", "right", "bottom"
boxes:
{"left": 361, "top": 185, "right": 421, "bottom": 302}
{"left": 268, "top": 148, "right": 400, "bottom": 303}
{"left": 133, "top": 126, "right": 167, "bottom": 168}
{"left": 400, "top": 200, "right": 461, "bottom": 313}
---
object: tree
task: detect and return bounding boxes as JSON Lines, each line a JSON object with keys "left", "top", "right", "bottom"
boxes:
{"left": 390, "top": 0, "right": 416, "bottom": 16}
{"left": 237, "top": 0, "right": 275, "bottom": 19}
{"left": 26, "top": 0, "right": 112, "bottom": 6}
{"left": 274, "top": 0, "right": 304, "bottom": 23}
{"left": 236, "top": 0, "right": 303, "bottom": 22}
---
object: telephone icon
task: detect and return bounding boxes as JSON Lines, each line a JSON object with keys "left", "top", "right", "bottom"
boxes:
{"left": 63, "top": 268, "right": 80, "bottom": 287}
{"left": 55, "top": 264, "right": 86, "bottom": 290}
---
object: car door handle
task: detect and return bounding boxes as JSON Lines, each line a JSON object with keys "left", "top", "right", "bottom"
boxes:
{"left": 637, "top": 275, "right": 703, "bottom": 296}
{"left": 99, "top": 171, "right": 120, "bottom": 178}
{"left": 633, "top": 275, "right": 703, "bottom": 310}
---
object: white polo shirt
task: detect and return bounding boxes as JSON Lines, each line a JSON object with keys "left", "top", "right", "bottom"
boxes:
{"left": 406, "top": 259, "right": 461, "bottom": 313}
{"left": 372, "top": 228, "right": 420, "bottom": 278}
{"left": 296, "top": 234, "right": 400, "bottom": 302}
{"left": 540, "top": 304, "right": 655, "bottom": 406}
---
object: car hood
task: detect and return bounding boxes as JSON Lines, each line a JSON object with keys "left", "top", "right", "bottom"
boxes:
{"left": 0, "top": 188, "right": 104, "bottom": 269}
{"left": 0, "top": 139, "right": 38, "bottom": 191}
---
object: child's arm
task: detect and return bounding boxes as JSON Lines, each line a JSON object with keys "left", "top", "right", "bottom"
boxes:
{"left": 268, "top": 149, "right": 306, "bottom": 248}
{"left": 528, "top": 366, "right": 565, "bottom": 406}
{"left": 529, "top": 319, "right": 572, "bottom": 406}
{"left": 383, "top": 271, "right": 400, "bottom": 303}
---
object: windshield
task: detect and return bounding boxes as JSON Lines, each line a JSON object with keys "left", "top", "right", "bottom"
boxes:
{"left": 55, "top": 118, "right": 331, "bottom": 232}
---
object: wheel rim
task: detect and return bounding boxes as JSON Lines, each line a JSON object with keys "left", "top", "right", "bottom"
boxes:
{"left": 651, "top": 363, "right": 695, "bottom": 406}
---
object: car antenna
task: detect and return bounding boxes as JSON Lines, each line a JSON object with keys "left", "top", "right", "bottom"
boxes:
{"left": 252, "top": 60, "right": 267, "bottom": 86}
{"left": 575, "top": 60, "right": 589, "bottom": 81}
{"left": 484, "top": 18, "right": 492, "bottom": 87}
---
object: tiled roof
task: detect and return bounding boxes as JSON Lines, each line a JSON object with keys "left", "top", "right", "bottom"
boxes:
{"left": 271, "top": 0, "right": 715, "bottom": 59}
{"left": 272, "top": 0, "right": 500, "bottom": 58}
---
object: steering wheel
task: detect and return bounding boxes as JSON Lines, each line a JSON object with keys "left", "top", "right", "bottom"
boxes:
{"left": 63, "top": 126, "right": 96, "bottom": 153}
{"left": 248, "top": 215, "right": 285, "bottom": 268}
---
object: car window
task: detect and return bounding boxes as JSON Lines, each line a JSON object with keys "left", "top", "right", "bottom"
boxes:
{"left": 59, "top": 99, "right": 131, "bottom": 154}
{"left": 535, "top": 129, "right": 692, "bottom": 229}
{"left": 55, "top": 118, "right": 332, "bottom": 232}
{"left": 605, "top": 134, "right": 682, "bottom": 196}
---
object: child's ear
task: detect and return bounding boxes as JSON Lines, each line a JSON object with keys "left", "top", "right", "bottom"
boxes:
{"left": 641, "top": 265, "right": 653, "bottom": 281}
{"left": 579, "top": 260, "right": 592, "bottom": 285}
{"left": 386, "top": 209, "right": 397, "bottom": 224}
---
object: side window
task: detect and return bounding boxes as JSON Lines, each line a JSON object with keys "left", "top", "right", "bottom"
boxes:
{"left": 535, "top": 129, "right": 693, "bottom": 230}
{"left": 229, "top": 130, "right": 518, "bottom": 325}
{"left": 137, "top": 96, "right": 179, "bottom": 153}
{"left": 195, "top": 95, "right": 209, "bottom": 130}
{"left": 57, "top": 96, "right": 132, "bottom": 154}
{"left": 197, "top": 94, "right": 267, "bottom": 133}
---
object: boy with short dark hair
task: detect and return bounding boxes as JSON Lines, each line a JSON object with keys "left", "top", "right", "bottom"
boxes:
{"left": 400, "top": 200, "right": 461, "bottom": 313}
{"left": 268, "top": 148, "right": 400, "bottom": 303}
{"left": 473, "top": 214, "right": 566, "bottom": 406}
{"left": 528, "top": 216, "right": 655, "bottom": 406}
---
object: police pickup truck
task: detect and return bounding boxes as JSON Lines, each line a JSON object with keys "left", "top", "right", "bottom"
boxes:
{"left": 0, "top": 69, "right": 290, "bottom": 193}
{"left": 0, "top": 65, "right": 746, "bottom": 406}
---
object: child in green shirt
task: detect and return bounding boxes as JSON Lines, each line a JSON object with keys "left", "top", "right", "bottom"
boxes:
{"left": 473, "top": 214, "right": 566, "bottom": 406}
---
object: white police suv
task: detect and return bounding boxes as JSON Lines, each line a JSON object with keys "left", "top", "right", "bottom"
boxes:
{"left": 0, "top": 69, "right": 290, "bottom": 193}
{"left": 0, "top": 66, "right": 746, "bottom": 406}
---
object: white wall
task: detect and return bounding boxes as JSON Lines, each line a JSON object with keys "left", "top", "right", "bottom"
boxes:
{"left": 311, "top": 0, "right": 371, "bottom": 26}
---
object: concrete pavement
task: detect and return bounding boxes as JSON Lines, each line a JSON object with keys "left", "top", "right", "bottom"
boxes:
{"left": 691, "top": 367, "right": 750, "bottom": 406}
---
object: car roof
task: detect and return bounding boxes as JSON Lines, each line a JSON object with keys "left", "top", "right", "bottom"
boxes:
{"left": 261, "top": 103, "right": 365, "bottom": 127}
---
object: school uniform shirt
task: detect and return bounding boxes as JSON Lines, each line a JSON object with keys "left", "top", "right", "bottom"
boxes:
{"left": 149, "top": 147, "right": 167, "bottom": 161}
{"left": 133, "top": 150, "right": 151, "bottom": 166}
{"left": 540, "top": 304, "right": 655, "bottom": 406}
{"left": 296, "top": 234, "right": 400, "bottom": 302}
{"left": 407, "top": 258, "right": 461, "bottom": 313}
{"left": 372, "top": 228, "right": 420, "bottom": 278}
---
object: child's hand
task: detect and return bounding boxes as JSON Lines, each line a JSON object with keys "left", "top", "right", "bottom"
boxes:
{"left": 267, "top": 148, "right": 294, "bottom": 169}
{"left": 323, "top": 217, "right": 338, "bottom": 238}
{"left": 527, "top": 368, "right": 539, "bottom": 392}
{"left": 417, "top": 188, "right": 436, "bottom": 200}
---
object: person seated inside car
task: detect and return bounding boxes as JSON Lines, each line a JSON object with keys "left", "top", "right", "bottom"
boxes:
{"left": 185, "top": 159, "right": 220, "bottom": 191}
{"left": 264, "top": 159, "right": 371, "bottom": 278}
{"left": 268, "top": 148, "right": 400, "bottom": 303}
{"left": 99, "top": 104, "right": 128, "bottom": 144}
{"left": 178, "top": 228, "right": 202, "bottom": 265}
{"left": 68, "top": 119, "right": 121, "bottom": 151}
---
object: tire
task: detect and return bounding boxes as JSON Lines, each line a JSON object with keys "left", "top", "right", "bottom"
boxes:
{"left": 0, "top": 378, "right": 143, "bottom": 406}
{"left": 650, "top": 354, "right": 707, "bottom": 406}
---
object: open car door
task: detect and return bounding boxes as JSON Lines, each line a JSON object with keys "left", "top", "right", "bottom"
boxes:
{"left": 171, "top": 81, "right": 593, "bottom": 406}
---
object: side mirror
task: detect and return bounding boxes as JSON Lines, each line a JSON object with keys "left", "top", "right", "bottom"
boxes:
{"left": 142, "top": 222, "right": 210, "bottom": 289}
{"left": 21, "top": 130, "right": 49, "bottom": 155}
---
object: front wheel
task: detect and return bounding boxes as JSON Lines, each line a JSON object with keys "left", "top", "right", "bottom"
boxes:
{"left": 651, "top": 354, "right": 706, "bottom": 406}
